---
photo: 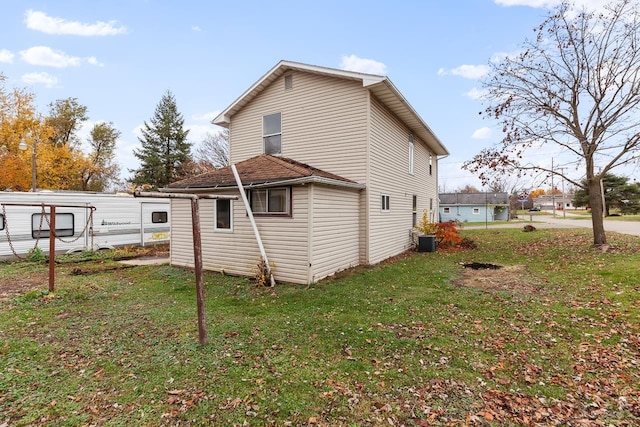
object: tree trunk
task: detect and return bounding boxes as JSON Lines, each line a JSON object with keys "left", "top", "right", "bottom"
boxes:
{"left": 588, "top": 179, "right": 607, "bottom": 245}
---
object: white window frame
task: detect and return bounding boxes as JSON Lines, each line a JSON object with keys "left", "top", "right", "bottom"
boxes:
{"left": 473, "top": 207, "right": 480, "bottom": 215}
{"left": 215, "top": 199, "right": 233, "bottom": 232}
{"left": 408, "top": 135, "right": 415, "bottom": 175}
{"left": 249, "top": 187, "right": 291, "bottom": 216}
{"left": 381, "top": 194, "right": 390, "bottom": 212}
{"left": 443, "top": 207, "right": 450, "bottom": 214}
{"left": 0, "top": 213, "right": 4, "bottom": 231}
{"left": 263, "top": 112, "right": 282, "bottom": 155}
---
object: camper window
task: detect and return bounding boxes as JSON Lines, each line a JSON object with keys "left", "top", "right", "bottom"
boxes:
{"left": 32, "top": 213, "right": 74, "bottom": 238}
{"left": 0, "top": 213, "right": 4, "bottom": 231}
{"left": 152, "top": 211, "right": 168, "bottom": 223}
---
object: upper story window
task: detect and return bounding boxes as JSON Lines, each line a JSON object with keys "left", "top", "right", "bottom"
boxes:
{"left": 263, "top": 112, "right": 282, "bottom": 155}
{"left": 408, "top": 135, "right": 415, "bottom": 175}
{"left": 249, "top": 187, "right": 290, "bottom": 216}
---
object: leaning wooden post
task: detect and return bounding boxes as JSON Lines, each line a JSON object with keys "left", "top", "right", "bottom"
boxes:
{"left": 48, "top": 205, "right": 56, "bottom": 292}
{"left": 190, "top": 196, "right": 207, "bottom": 345}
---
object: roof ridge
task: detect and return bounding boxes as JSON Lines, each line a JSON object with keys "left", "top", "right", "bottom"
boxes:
{"left": 265, "top": 155, "right": 313, "bottom": 177}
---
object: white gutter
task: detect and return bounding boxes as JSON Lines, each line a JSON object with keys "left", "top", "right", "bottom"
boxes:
{"left": 160, "top": 176, "right": 366, "bottom": 193}
{"left": 231, "top": 164, "right": 275, "bottom": 287}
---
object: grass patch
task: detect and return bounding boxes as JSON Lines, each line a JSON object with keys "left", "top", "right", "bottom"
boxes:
{"left": 1, "top": 229, "right": 639, "bottom": 425}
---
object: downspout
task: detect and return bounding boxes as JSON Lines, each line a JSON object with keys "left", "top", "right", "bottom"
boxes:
{"left": 231, "top": 164, "right": 276, "bottom": 287}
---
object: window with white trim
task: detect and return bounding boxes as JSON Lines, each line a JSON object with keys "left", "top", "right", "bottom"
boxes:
{"left": 408, "top": 135, "right": 414, "bottom": 175}
{"left": 443, "top": 207, "right": 451, "bottom": 214}
{"left": 263, "top": 112, "right": 282, "bottom": 155}
{"left": 473, "top": 208, "right": 480, "bottom": 214}
{"left": 215, "top": 199, "right": 233, "bottom": 231}
{"left": 249, "top": 187, "right": 290, "bottom": 215}
{"left": 32, "top": 213, "right": 74, "bottom": 238}
{"left": 381, "top": 194, "right": 390, "bottom": 212}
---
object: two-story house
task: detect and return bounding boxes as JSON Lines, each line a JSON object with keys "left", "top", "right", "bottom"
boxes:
{"left": 165, "top": 60, "right": 449, "bottom": 284}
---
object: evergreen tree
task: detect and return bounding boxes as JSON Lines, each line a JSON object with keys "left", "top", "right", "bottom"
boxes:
{"left": 573, "top": 174, "right": 640, "bottom": 215}
{"left": 129, "top": 90, "right": 191, "bottom": 189}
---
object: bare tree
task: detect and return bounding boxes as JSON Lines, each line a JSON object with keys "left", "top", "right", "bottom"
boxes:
{"left": 193, "top": 129, "right": 229, "bottom": 172}
{"left": 463, "top": 0, "right": 640, "bottom": 245}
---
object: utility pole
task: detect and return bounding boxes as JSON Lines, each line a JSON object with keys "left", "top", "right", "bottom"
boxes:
{"left": 551, "top": 158, "right": 555, "bottom": 217}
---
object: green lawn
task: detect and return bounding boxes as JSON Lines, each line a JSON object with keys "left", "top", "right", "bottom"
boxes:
{"left": 1, "top": 229, "right": 639, "bottom": 426}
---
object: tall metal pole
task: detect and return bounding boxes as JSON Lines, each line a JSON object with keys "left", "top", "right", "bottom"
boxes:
{"left": 31, "top": 138, "right": 37, "bottom": 192}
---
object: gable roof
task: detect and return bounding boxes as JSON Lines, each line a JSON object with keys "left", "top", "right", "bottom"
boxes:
{"left": 439, "top": 192, "right": 510, "bottom": 205}
{"left": 165, "top": 155, "right": 365, "bottom": 191}
{"left": 213, "top": 60, "right": 449, "bottom": 156}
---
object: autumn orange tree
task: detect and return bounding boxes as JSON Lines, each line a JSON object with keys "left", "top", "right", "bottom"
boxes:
{"left": 463, "top": 0, "right": 640, "bottom": 246}
{"left": 1, "top": 76, "right": 121, "bottom": 191}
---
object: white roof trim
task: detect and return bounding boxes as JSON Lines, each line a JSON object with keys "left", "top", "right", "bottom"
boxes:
{"left": 160, "top": 176, "right": 365, "bottom": 193}
{"left": 213, "top": 60, "right": 449, "bottom": 156}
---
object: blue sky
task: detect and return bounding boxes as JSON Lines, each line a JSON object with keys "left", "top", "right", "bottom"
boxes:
{"left": 0, "top": 0, "right": 611, "bottom": 189}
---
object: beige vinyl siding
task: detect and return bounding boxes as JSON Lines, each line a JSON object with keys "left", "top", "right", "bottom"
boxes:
{"left": 310, "top": 185, "right": 361, "bottom": 282}
{"left": 170, "top": 188, "right": 310, "bottom": 284}
{"left": 367, "top": 96, "right": 438, "bottom": 264}
{"left": 170, "top": 199, "right": 197, "bottom": 268}
{"left": 230, "top": 71, "right": 369, "bottom": 183}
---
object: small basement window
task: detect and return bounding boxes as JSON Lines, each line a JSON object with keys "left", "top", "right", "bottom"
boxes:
{"left": 151, "top": 211, "right": 168, "bottom": 223}
{"left": 32, "top": 213, "right": 74, "bottom": 238}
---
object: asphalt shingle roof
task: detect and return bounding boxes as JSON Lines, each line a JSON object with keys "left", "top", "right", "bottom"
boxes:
{"left": 167, "top": 155, "right": 358, "bottom": 189}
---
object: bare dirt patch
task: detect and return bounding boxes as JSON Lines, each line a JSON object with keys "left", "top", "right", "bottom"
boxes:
{"left": 0, "top": 268, "right": 49, "bottom": 301}
{"left": 453, "top": 264, "right": 543, "bottom": 294}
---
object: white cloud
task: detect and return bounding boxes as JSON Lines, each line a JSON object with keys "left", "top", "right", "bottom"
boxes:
{"left": 191, "top": 111, "right": 221, "bottom": 122}
{"left": 192, "top": 25, "right": 202, "bottom": 32}
{"left": 19, "top": 46, "right": 102, "bottom": 68}
{"left": 494, "top": 0, "right": 560, "bottom": 6}
{"left": 21, "top": 72, "right": 59, "bottom": 88}
{"left": 465, "top": 87, "right": 487, "bottom": 100}
{"left": 494, "top": 0, "right": 611, "bottom": 11}
{"left": 452, "top": 64, "right": 490, "bottom": 79}
{"left": 340, "top": 54, "right": 387, "bottom": 75}
{"left": 25, "top": 10, "right": 127, "bottom": 36}
{"left": 472, "top": 127, "right": 492, "bottom": 139}
{"left": 438, "top": 64, "right": 489, "bottom": 79}
{"left": 0, "top": 49, "right": 14, "bottom": 63}
{"left": 87, "top": 56, "right": 105, "bottom": 67}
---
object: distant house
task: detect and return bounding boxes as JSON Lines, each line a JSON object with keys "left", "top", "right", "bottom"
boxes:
{"left": 439, "top": 192, "right": 510, "bottom": 223}
{"left": 533, "top": 195, "right": 578, "bottom": 211}
{"left": 165, "top": 60, "right": 449, "bottom": 284}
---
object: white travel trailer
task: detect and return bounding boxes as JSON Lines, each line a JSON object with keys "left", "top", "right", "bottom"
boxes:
{"left": 0, "top": 191, "right": 170, "bottom": 258}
